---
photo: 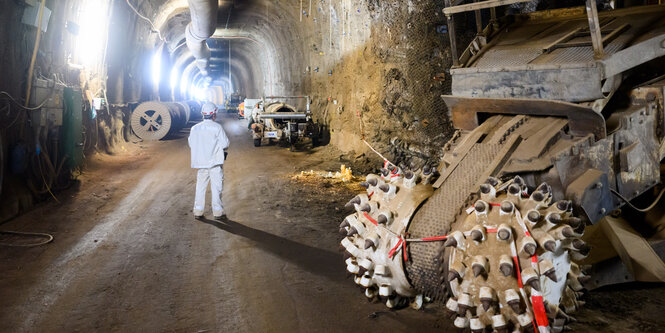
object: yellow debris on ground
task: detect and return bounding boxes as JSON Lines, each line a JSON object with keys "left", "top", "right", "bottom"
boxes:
{"left": 298, "top": 164, "right": 355, "bottom": 182}
{"left": 290, "top": 165, "right": 364, "bottom": 192}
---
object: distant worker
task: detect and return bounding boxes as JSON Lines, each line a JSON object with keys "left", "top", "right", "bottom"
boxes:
{"left": 247, "top": 102, "right": 261, "bottom": 129}
{"left": 238, "top": 102, "right": 245, "bottom": 119}
{"left": 188, "top": 102, "right": 230, "bottom": 220}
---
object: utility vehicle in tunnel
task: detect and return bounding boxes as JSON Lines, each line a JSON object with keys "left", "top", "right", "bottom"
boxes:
{"left": 224, "top": 92, "right": 244, "bottom": 113}
{"left": 250, "top": 96, "right": 319, "bottom": 151}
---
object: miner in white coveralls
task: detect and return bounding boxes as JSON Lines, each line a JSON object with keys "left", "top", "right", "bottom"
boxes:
{"left": 188, "top": 102, "right": 230, "bottom": 220}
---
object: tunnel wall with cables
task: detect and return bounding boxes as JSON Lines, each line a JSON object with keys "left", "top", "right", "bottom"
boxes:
{"left": 0, "top": 0, "right": 156, "bottom": 221}
{"left": 0, "top": 0, "right": 461, "bottom": 221}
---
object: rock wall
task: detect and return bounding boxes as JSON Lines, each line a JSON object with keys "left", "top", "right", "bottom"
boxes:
{"left": 300, "top": 0, "right": 458, "bottom": 171}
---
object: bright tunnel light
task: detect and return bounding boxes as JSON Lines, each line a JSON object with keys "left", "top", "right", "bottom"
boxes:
{"left": 76, "top": 1, "right": 110, "bottom": 67}
{"left": 195, "top": 87, "right": 207, "bottom": 101}
{"left": 179, "top": 74, "right": 189, "bottom": 96}
{"left": 151, "top": 50, "right": 161, "bottom": 88}
{"left": 170, "top": 67, "right": 179, "bottom": 91}
{"left": 190, "top": 85, "right": 207, "bottom": 101}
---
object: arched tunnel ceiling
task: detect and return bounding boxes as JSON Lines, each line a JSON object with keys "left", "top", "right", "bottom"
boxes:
{"left": 148, "top": 0, "right": 306, "bottom": 99}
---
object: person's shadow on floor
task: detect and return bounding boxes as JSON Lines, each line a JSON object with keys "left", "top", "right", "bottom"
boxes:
{"left": 196, "top": 216, "right": 343, "bottom": 281}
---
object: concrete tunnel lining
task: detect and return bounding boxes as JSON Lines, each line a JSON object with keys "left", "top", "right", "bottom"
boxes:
{"left": 152, "top": 0, "right": 307, "bottom": 99}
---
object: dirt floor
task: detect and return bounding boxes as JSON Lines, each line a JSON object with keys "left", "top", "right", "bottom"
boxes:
{"left": 1, "top": 115, "right": 664, "bottom": 332}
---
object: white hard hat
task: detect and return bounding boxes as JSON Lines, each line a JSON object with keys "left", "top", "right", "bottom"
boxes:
{"left": 201, "top": 102, "right": 217, "bottom": 116}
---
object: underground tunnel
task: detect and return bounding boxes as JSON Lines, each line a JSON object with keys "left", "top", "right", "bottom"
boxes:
{"left": 1, "top": 0, "right": 665, "bottom": 332}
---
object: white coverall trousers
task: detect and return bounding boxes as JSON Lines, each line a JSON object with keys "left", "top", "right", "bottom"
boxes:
{"left": 193, "top": 165, "right": 224, "bottom": 217}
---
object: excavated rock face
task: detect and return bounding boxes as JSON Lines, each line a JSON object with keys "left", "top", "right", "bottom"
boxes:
{"left": 339, "top": 173, "right": 588, "bottom": 332}
{"left": 445, "top": 176, "right": 588, "bottom": 332}
{"left": 339, "top": 167, "right": 434, "bottom": 308}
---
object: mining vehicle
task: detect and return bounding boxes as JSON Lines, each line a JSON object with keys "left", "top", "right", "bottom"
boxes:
{"left": 224, "top": 93, "right": 244, "bottom": 112}
{"left": 250, "top": 96, "right": 319, "bottom": 150}
{"left": 243, "top": 98, "right": 263, "bottom": 120}
{"left": 339, "top": 2, "right": 665, "bottom": 332}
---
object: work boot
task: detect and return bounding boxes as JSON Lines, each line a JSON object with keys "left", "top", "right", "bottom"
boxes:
{"left": 214, "top": 213, "right": 226, "bottom": 221}
{"left": 194, "top": 214, "right": 204, "bottom": 220}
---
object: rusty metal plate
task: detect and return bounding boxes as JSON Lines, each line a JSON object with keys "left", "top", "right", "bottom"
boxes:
{"left": 442, "top": 95, "right": 607, "bottom": 140}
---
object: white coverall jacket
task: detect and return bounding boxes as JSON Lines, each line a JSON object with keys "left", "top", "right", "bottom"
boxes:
{"left": 188, "top": 119, "right": 230, "bottom": 217}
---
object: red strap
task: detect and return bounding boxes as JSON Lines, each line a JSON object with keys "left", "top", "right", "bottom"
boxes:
{"left": 387, "top": 237, "right": 408, "bottom": 262}
{"left": 403, "top": 241, "right": 408, "bottom": 262}
{"left": 486, "top": 228, "right": 497, "bottom": 233}
{"left": 531, "top": 294, "right": 549, "bottom": 330}
{"left": 363, "top": 212, "right": 378, "bottom": 226}
{"left": 368, "top": 191, "right": 374, "bottom": 199}
{"left": 420, "top": 235, "right": 448, "bottom": 242}
{"left": 473, "top": 203, "right": 502, "bottom": 208}
{"left": 388, "top": 238, "right": 403, "bottom": 259}
{"left": 513, "top": 256, "right": 523, "bottom": 288}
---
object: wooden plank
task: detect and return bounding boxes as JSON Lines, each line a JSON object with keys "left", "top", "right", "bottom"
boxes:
{"left": 554, "top": 41, "right": 593, "bottom": 49}
{"left": 443, "top": 0, "right": 531, "bottom": 15}
{"left": 542, "top": 27, "right": 582, "bottom": 53}
{"left": 585, "top": 0, "right": 605, "bottom": 58}
{"left": 474, "top": 0, "right": 483, "bottom": 33}
{"left": 601, "top": 23, "right": 630, "bottom": 46}
{"left": 444, "top": 0, "right": 460, "bottom": 67}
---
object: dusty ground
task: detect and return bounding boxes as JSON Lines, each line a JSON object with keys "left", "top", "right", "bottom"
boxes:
{"left": 0, "top": 115, "right": 446, "bottom": 332}
{"left": 1, "top": 115, "right": 664, "bottom": 332}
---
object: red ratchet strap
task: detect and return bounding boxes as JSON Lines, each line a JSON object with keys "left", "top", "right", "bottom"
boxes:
{"left": 513, "top": 255, "right": 524, "bottom": 288}
{"left": 514, "top": 211, "right": 549, "bottom": 331}
{"left": 388, "top": 237, "right": 407, "bottom": 262}
{"left": 473, "top": 203, "right": 502, "bottom": 207}
{"left": 390, "top": 234, "right": 452, "bottom": 261}
{"left": 419, "top": 235, "right": 448, "bottom": 242}
{"left": 531, "top": 293, "right": 549, "bottom": 331}
{"left": 529, "top": 255, "right": 548, "bottom": 331}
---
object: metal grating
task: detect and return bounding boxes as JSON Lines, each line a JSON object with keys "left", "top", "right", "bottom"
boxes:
{"left": 469, "top": 9, "right": 665, "bottom": 69}
{"left": 473, "top": 48, "right": 543, "bottom": 68}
